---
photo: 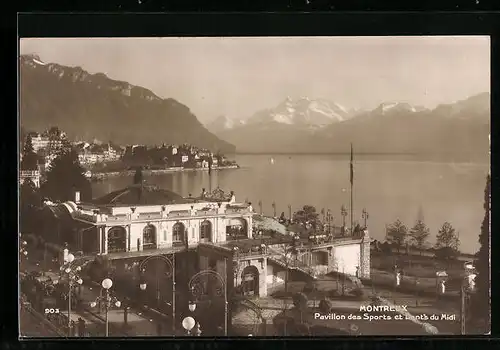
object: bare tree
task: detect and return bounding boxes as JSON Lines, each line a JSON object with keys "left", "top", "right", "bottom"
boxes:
{"left": 275, "top": 236, "right": 299, "bottom": 293}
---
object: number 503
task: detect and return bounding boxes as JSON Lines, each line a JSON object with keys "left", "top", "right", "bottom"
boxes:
{"left": 45, "top": 308, "right": 60, "bottom": 314}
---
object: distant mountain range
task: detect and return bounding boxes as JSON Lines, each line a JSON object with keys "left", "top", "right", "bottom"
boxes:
{"left": 207, "top": 93, "right": 490, "bottom": 160}
{"left": 19, "top": 54, "right": 235, "bottom": 153}
{"left": 207, "top": 96, "right": 359, "bottom": 134}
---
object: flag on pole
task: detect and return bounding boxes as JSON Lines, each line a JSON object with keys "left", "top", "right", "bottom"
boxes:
{"left": 350, "top": 143, "right": 354, "bottom": 186}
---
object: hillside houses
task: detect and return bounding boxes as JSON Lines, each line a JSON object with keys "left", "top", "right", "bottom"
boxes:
{"left": 121, "top": 143, "right": 233, "bottom": 169}
{"left": 75, "top": 142, "right": 123, "bottom": 166}
{"left": 21, "top": 126, "right": 235, "bottom": 175}
{"left": 29, "top": 130, "right": 66, "bottom": 154}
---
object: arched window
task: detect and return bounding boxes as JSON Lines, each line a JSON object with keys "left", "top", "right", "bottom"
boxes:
{"left": 107, "top": 226, "right": 126, "bottom": 253}
{"left": 143, "top": 225, "right": 156, "bottom": 250}
{"left": 200, "top": 220, "right": 212, "bottom": 243}
{"left": 241, "top": 266, "right": 260, "bottom": 297}
{"left": 226, "top": 218, "right": 248, "bottom": 241}
{"left": 172, "top": 222, "right": 185, "bottom": 246}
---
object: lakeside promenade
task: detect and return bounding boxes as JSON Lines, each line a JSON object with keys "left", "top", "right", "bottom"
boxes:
{"left": 91, "top": 165, "right": 240, "bottom": 180}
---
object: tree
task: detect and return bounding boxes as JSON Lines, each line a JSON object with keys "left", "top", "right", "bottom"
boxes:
{"left": 48, "top": 126, "right": 61, "bottom": 139}
{"left": 386, "top": 219, "right": 408, "bottom": 253}
{"left": 380, "top": 241, "right": 392, "bottom": 255}
{"left": 20, "top": 179, "right": 41, "bottom": 234}
{"left": 276, "top": 235, "right": 300, "bottom": 293}
{"left": 20, "top": 126, "right": 27, "bottom": 152}
{"left": 434, "top": 222, "right": 460, "bottom": 263}
{"left": 41, "top": 148, "right": 92, "bottom": 202}
{"left": 133, "top": 167, "right": 144, "bottom": 185}
{"left": 20, "top": 134, "right": 39, "bottom": 171}
{"left": 435, "top": 222, "right": 460, "bottom": 251}
{"left": 319, "top": 299, "right": 332, "bottom": 314}
{"left": 47, "top": 126, "right": 62, "bottom": 156}
{"left": 293, "top": 205, "right": 320, "bottom": 230}
{"left": 409, "top": 220, "right": 430, "bottom": 253}
{"left": 292, "top": 292, "right": 308, "bottom": 324}
{"left": 88, "top": 255, "right": 112, "bottom": 283}
{"left": 472, "top": 174, "right": 490, "bottom": 332}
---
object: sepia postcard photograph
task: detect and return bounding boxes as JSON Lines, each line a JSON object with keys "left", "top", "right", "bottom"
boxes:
{"left": 18, "top": 36, "right": 490, "bottom": 338}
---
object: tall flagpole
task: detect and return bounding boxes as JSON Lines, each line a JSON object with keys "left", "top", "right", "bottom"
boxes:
{"left": 350, "top": 143, "right": 354, "bottom": 236}
{"left": 208, "top": 155, "right": 212, "bottom": 193}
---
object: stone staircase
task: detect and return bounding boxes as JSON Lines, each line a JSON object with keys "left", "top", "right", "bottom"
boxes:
{"left": 268, "top": 256, "right": 316, "bottom": 279}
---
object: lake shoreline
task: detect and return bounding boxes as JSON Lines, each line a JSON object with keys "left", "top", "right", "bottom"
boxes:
{"left": 91, "top": 165, "right": 240, "bottom": 180}
{"left": 90, "top": 154, "right": 485, "bottom": 255}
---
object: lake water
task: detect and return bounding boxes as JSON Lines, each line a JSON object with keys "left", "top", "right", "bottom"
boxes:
{"left": 92, "top": 154, "right": 490, "bottom": 254}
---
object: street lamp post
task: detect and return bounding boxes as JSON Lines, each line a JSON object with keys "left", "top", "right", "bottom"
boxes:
{"left": 53, "top": 252, "right": 83, "bottom": 336}
{"left": 362, "top": 208, "right": 369, "bottom": 228}
{"left": 460, "top": 262, "right": 476, "bottom": 334}
{"left": 341, "top": 205, "right": 348, "bottom": 236}
{"left": 188, "top": 260, "right": 228, "bottom": 336}
{"left": 138, "top": 254, "right": 176, "bottom": 334}
{"left": 182, "top": 316, "right": 196, "bottom": 335}
{"left": 90, "top": 278, "right": 121, "bottom": 337}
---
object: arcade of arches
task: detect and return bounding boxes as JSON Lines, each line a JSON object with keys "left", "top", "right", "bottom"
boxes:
{"left": 105, "top": 220, "right": 217, "bottom": 252}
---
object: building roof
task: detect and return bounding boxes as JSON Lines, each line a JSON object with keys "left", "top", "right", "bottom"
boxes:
{"left": 91, "top": 184, "right": 190, "bottom": 206}
{"left": 252, "top": 215, "right": 287, "bottom": 235}
{"left": 41, "top": 204, "right": 75, "bottom": 225}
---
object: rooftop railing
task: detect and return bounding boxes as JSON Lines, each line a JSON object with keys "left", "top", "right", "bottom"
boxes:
{"left": 225, "top": 207, "right": 252, "bottom": 215}
{"left": 20, "top": 170, "right": 40, "bottom": 177}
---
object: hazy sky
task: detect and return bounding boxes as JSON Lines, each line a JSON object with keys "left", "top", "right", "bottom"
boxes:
{"left": 20, "top": 36, "right": 490, "bottom": 123}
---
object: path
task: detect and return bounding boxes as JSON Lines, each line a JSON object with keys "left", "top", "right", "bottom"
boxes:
{"left": 20, "top": 257, "right": 167, "bottom": 337}
{"left": 20, "top": 306, "right": 62, "bottom": 337}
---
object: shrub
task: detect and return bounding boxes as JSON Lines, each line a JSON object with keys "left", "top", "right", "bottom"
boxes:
{"left": 434, "top": 246, "right": 459, "bottom": 261}
{"left": 328, "top": 289, "right": 341, "bottom": 298}
{"left": 292, "top": 292, "right": 308, "bottom": 310}
{"left": 87, "top": 255, "right": 112, "bottom": 282}
{"left": 303, "top": 281, "right": 316, "bottom": 294}
{"left": 319, "top": 299, "right": 332, "bottom": 313}
{"left": 350, "top": 288, "right": 366, "bottom": 300}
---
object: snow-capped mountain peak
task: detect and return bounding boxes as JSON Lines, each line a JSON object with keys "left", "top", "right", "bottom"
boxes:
{"left": 374, "top": 102, "right": 419, "bottom": 114}
{"left": 20, "top": 54, "right": 47, "bottom": 68}
{"left": 246, "top": 96, "right": 354, "bottom": 128}
{"left": 32, "top": 58, "right": 46, "bottom": 66}
{"left": 206, "top": 115, "right": 246, "bottom": 133}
